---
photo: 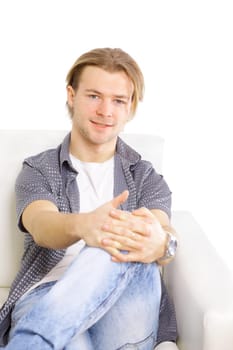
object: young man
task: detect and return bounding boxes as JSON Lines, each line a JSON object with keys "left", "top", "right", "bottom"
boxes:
{"left": 0, "top": 48, "right": 178, "bottom": 349}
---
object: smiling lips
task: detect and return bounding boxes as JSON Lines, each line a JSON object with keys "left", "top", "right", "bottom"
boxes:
{"left": 90, "top": 120, "right": 113, "bottom": 128}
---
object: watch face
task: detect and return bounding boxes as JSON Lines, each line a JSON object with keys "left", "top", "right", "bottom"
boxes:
{"left": 158, "top": 233, "right": 178, "bottom": 261}
{"left": 168, "top": 236, "right": 178, "bottom": 256}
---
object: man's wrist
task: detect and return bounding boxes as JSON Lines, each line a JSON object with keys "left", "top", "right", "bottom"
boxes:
{"left": 158, "top": 231, "right": 178, "bottom": 262}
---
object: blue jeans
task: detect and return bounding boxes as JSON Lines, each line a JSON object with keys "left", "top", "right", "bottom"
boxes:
{"left": 6, "top": 246, "right": 161, "bottom": 350}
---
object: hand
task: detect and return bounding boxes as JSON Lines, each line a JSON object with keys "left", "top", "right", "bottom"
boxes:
{"left": 101, "top": 207, "right": 167, "bottom": 263}
{"left": 79, "top": 190, "right": 129, "bottom": 248}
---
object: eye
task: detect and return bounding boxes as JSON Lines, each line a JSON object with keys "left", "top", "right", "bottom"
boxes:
{"left": 115, "top": 99, "right": 126, "bottom": 105}
{"left": 88, "top": 94, "right": 99, "bottom": 100}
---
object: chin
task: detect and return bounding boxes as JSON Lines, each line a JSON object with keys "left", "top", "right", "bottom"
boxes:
{"left": 90, "top": 133, "right": 117, "bottom": 145}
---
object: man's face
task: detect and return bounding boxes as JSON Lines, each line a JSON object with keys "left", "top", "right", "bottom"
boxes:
{"left": 67, "top": 66, "right": 134, "bottom": 147}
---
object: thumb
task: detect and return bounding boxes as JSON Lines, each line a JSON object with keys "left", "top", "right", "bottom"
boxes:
{"left": 111, "top": 190, "right": 129, "bottom": 209}
{"left": 132, "top": 207, "right": 154, "bottom": 218}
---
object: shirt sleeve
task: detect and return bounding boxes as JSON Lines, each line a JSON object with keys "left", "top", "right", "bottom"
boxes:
{"left": 15, "top": 160, "right": 59, "bottom": 232}
{"left": 136, "top": 161, "right": 172, "bottom": 218}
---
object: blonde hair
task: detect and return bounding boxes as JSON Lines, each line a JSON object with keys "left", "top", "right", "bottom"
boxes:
{"left": 66, "top": 48, "right": 144, "bottom": 117}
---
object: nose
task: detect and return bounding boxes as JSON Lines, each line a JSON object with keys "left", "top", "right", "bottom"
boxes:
{"left": 96, "top": 99, "right": 113, "bottom": 117}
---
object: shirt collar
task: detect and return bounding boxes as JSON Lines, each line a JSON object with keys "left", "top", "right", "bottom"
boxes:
{"left": 59, "top": 132, "right": 141, "bottom": 171}
{"left": 59, "top": 132, "right": 74, "bottom": 172}
{"left": 115, "top": 136, "right": 141, "bottom": 167}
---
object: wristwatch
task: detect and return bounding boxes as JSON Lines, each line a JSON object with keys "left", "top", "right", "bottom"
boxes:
{"left": 158, "top": 232, "right": 178, "bottom": 261}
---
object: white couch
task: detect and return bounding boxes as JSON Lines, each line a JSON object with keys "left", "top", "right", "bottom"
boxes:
{"left": 0, "top": 130, "right": 233, "bottom": 350}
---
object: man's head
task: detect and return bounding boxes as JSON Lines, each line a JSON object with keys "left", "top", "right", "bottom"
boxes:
{"left": 66, "top": 48, "right": 144, "bottom": 118}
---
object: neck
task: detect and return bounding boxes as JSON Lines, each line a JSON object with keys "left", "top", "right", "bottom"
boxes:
{"left": 69, "top": 131, "right": 116, "bottom": 162}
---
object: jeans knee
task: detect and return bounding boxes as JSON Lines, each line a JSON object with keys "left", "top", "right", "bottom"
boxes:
{"left": 78, "top": 246, "right": 130, "bottom": 273}
{"left": 117, "top": 331, "right": 156, "bottom": 349}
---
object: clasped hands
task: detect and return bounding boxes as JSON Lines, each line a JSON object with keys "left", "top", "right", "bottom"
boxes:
{"left": 82, "top": 190, "right": 167, "bottom": 264}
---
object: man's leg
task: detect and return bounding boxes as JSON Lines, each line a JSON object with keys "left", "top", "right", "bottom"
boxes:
{"left": 9, "top": 283, "right": 94, "bottom": 350}
{"left": 66, "top": 262, "right": 161, "bottom": 350}
{"left": 6, "top": 246, "right": 160, "bottom": 350}
{"left": 65, "top": 331, "right": 94, "bottom": 350}
{"left": 88, "top": 261, "right": 161, "bottom": 349}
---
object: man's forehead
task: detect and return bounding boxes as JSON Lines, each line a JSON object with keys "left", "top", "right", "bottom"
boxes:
{"left": 79, "top": 66, "right": 134, "bottom": 96}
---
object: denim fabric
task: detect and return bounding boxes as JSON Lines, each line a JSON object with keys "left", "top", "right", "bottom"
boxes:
{"left": 5, "top": 246, "right": 161, "bottom": 350}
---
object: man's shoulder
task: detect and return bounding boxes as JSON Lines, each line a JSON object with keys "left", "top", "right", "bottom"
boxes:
{"left": 23, "top": 132, "right": 70, "bottom": 170}
{"left": 24, "top": 146, "right": 60, "bottom": 166}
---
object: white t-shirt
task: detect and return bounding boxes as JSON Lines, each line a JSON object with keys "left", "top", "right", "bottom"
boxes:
{"left": 29, "top": 155, "right": 114, "bottom": 290}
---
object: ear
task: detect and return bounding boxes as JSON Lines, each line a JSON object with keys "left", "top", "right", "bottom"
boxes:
{"left": 66, "top": 85, "right": 75, "bottom": 108}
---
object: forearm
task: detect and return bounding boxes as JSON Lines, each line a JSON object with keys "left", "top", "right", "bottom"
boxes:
{"left": 22, "top": 200, "right": 87, "bottom": 249}
{"left": 28, "top": 210, "right": 85, "bottom": 249}
{"left": 22, "top": 191, "right": 131, "bottom": 252}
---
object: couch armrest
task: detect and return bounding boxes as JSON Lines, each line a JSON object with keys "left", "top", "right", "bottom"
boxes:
{"left": 164, "top": 211, "right": 233, "bottom": 350}
{"left": 155, "top": 341, "right": 179, "bottom": 350}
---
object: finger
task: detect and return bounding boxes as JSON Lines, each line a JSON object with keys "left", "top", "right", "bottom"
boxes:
{"left": 102, "top": 220, "right": 151, "bottom": 238}
{"left": 102, "top": 221, "right": 142, "bottom": 239}
{"left": 102, "top": 246, "right": 132, "bottom": 263}
{"left": 106, "top": 215, "right": 152, "bottom": 237}
{"left": 132, "top": 207, "right": 151, "bottom": 215}
{"left": 111, "top": 250, "right": 142, "bottom": 263}
{"left": 101, "top": 245, "right": 130, "bottom": 261}
{"left": 101, "top": 237, "right": 143, "bottom": 251}
{"left": 132, "top": 207, "right": 154, "bottom": 221}
{"left": 111, "top": 190, "right": 129, "bottom": 209}
{"left": 109, "top": 208, "right": 152, "bottom": 229}
{"left": 111, "top": 249, "right": 155, "bottom": 263}
{"left": 109, "top": 208, "right": 131, "bottom": 221}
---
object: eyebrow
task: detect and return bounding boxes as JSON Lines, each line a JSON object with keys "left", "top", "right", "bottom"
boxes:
{"left": 85, "top": 89, "right": 130, "bottom": 101}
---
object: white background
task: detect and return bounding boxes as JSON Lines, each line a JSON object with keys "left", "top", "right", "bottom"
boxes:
{"left": 0, "top": 1, "right": 232, "bottom": 270}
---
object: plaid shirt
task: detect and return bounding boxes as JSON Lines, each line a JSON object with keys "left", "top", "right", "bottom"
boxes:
{"left": 0, "top": 133, "right": 177, "bottom": 346}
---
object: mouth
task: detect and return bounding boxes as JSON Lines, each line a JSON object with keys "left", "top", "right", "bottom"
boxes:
{"left": 90, "top": 120, "right": 113, "bottom": 128}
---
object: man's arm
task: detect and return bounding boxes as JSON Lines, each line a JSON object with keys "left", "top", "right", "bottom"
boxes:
{"left": 22, "top": 191, "right": 130, "bottom": 250}
{"left": 22, "top": 200, "right": 83, "bottom": 249}
{"left": 150, "top": 208, "right": 177, "bottom": 266}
